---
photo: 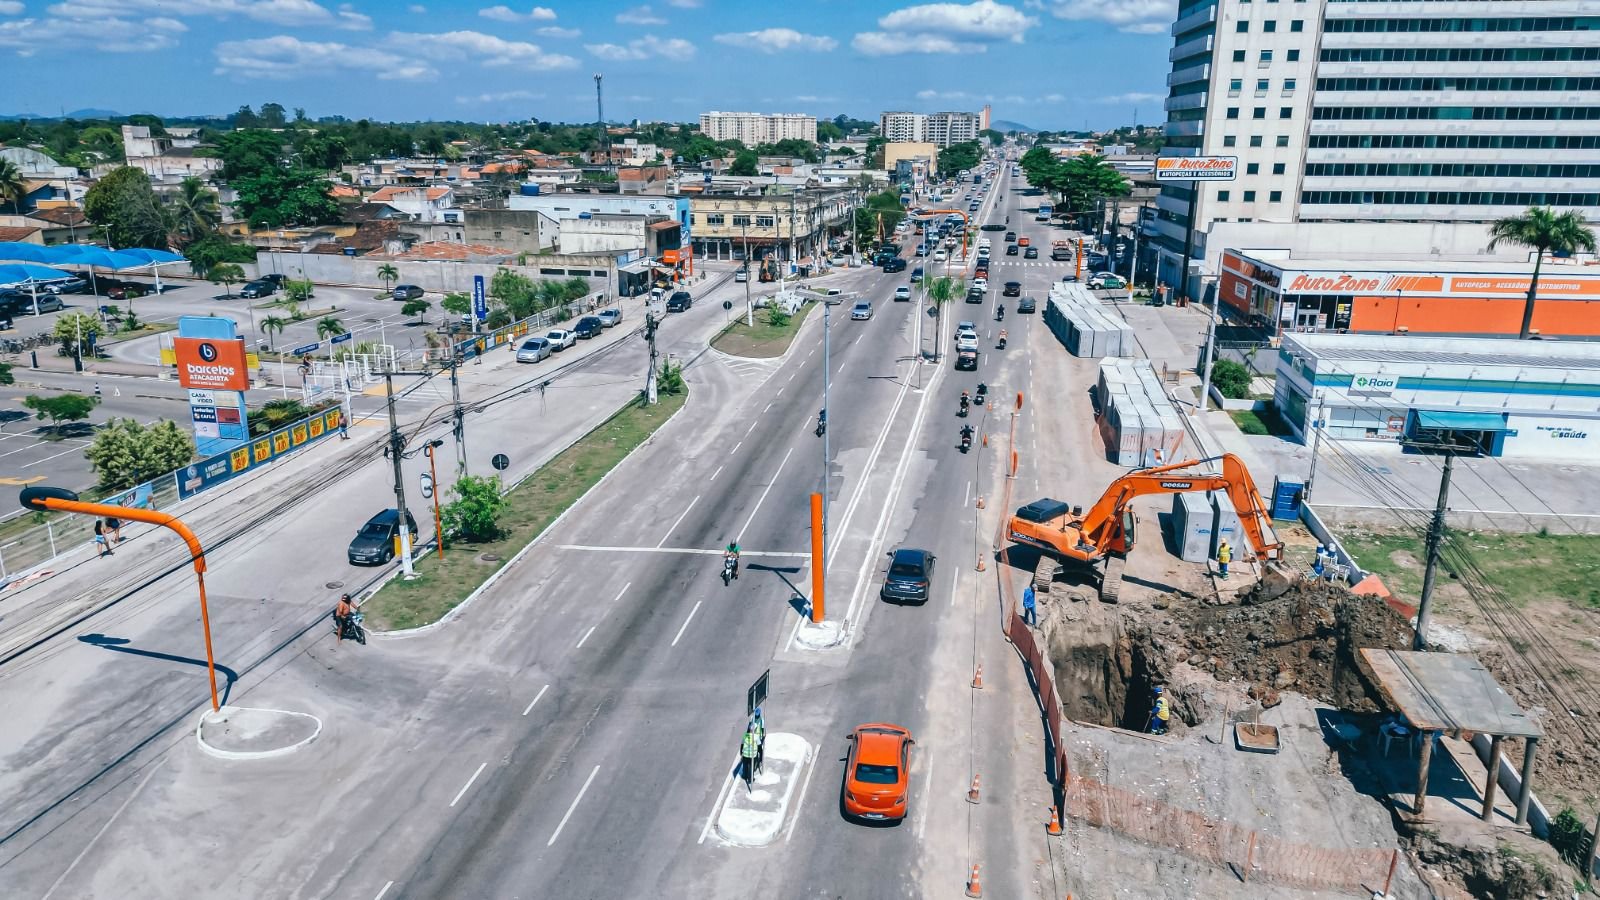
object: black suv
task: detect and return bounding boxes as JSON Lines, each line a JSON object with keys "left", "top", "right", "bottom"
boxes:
{"left": 666, "top": 290, "right": 693, "bottom": 312}
{"left": 1017, "top": 296, "right": 1037, "bottom": 314}
{"left": 239, "top": 279, "right": 276, "bottom": 299}
{"left": 881, "top": 547, "right": 936, "bottom": 603}
{"left": 1002, "top": 281, "right": 1021, "bottom": 297}
{"left": 574, "top": 315, "right": 604, "bottom": 339}
{"left": 347, "top": 509, "right": 421, "bottom": 566}
{"left": 882, "top": 257, "right": 907, "bottom": 273}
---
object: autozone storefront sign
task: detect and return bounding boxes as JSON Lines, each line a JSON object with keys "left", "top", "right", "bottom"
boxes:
{"left": 174, "top": 338, "right": 250, "bottom": 391}
{"left": 1283, "top": 272, "right": 1447, "bottom": 294}
{"left": 1155, "top": 156, "right": 1238, "bottom": 181}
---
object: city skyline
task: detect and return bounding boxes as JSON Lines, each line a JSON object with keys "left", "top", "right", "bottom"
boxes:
{"left": 0, "top": 0, "right": 1172, "bottom": 129}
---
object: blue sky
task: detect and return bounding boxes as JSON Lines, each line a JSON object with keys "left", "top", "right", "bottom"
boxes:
{"left": 0, "top": 0, "right": 1174, "bottom": 129}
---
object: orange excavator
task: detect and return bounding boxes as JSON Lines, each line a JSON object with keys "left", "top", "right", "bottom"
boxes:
{"left": 1007, "top": 453, "right": 1283, "bottom": 602}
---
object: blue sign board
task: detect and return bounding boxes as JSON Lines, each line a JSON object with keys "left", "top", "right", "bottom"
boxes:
{"left": 331, "top": 331, "right": 354, "bottom": 345}
{"left": 291, "top": 342, "right": 320, "bottom": 355}
{"left": 473, "top": 275, "right": 488, "bottom": 320}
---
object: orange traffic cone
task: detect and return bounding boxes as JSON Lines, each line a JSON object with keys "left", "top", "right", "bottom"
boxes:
{"left": 967, "top": 774, "right": 981, "bottom": 804}
{"left": 966, "top": 863, "right": 983, "bottom": 898}
{"left": 976, "top": 494, "right": 985, "bottom": 509}
{"left": 972, "top": 663, "right": 984, "bottom": 689}
{"left": 976, "top": 552, "right": 986, "bottom": 572}
{"left": 1047, "top": 805, "right": 1063, "bottom": 835}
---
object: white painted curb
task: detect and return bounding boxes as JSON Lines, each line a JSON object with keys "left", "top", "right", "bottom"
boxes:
{"left": 195, "top": 705, "right": 323, "bottom": 761}
{"left": 714, "top": 732, "right": 814, "bottom": 847}
{"left": 794, "top": 618, "right": 848, "bottom": 651}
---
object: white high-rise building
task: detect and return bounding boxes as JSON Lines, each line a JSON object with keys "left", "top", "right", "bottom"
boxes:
{"left": 699, "top": 111, "right": 818, "bottom": 145}
{"left": 1153, "top": 0, "right": 1600, "bottom": 297}
{"left": 877, "top": 111, "right": 981, "bottom": 147}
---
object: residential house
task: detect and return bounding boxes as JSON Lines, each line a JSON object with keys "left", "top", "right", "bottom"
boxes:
{"left": 119, "top": 125, "right": 222, "bottom": 182}
{"left": 0, "top": 225, "right": 43, "bottom": 245}
{"left": 367, "top": 185, "right": 461, "bottom": 224}
{"left": 0, "top": 207, "right": 90, "bottom": 245}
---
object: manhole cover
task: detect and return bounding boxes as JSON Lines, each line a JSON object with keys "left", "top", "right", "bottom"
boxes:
{"left": 325, "top": 581, "right": 344, "bottom": 589}
{"left": 479, "top": 553, "right": 501, "bottom": 562}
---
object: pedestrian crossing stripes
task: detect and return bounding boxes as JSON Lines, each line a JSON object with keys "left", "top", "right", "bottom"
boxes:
{"left": 718, "top": 355, "right": 784, "bottom": 382}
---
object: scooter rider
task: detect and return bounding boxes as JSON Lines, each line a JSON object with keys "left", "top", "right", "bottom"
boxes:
{"left": 959, "top": 390, "right": 970, "bottom": 415}
{"left": 998, "top": 328, "right": 1008, "bottom": 348}
{"left": 333, "top": 593, "right": 355, "bottom": 643}
{"left": 724, "top": 541, "right": 741, "bottom": 580}
{"left": 995, "top": 303, "right": 1005, "bottom": 321}
{"left": 960, "top": 423, "right": 975, "bottom": 448}
{"left": 815, "top": 408, "right": 827, "bottom": 437}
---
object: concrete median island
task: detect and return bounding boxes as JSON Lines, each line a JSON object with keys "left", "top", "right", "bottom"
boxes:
{"left": 361, "top": 389, "right": 687, "bottom": 631}
{"left": 710, "top": 303, "right": 818, "bottom": 358}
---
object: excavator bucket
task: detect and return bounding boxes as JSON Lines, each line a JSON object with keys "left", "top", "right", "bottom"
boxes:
{"left": 1256, "top": 559, "right": 1299, "bottom": 601}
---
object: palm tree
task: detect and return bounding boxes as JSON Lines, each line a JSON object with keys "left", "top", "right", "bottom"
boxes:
{"left": 0, "top": 159, "right": 25, "bottom": 215}
{"left": 376, "top": 264, "right": 399, "bottom": 294}
{"left": 260, "top": 316, "right": 289, "bottom": 349}
{"left": 1488, "top": 207, "right": 1598, "bottom": 339}
{"left": 315, "top": 316, "right": 345, "bottom": 342}
{"left": 169, "top": 177, "right": 221, "bottom": 242}
{"left": 925, "top": 275, "right": 963, "bottom": 361}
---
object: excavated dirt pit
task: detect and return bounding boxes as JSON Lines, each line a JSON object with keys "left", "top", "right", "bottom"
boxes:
{"left": 1041, "top": 578, "right": 1415, "bottom": 732}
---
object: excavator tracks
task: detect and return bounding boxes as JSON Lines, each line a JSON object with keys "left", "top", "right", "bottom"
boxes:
{"left": 1099, "top": 556, "right": 1125, "bottom": 603}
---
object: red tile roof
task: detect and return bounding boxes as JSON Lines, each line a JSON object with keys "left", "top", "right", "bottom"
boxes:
{"left": 370, "top": 241, "right": 516, "bottom": 262}
{"left": 0, "top": 225, "right": 41, "bottom": 243}
{"left": 369, "top": 185, "right": 453, "bottom": 202}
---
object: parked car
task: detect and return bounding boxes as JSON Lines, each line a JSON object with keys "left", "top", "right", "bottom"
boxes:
{"left": 666, "top": 290, "right": 693, "bottom": 312}
{"left": 851, "top": 300, "right": 873, "bottom": 321}
{"left": 1089, "top": 273, "right": 1126, "bottom": 290}
{"left": 44, "top": 275, "right": 89, "bottom": 295}
{"left": 842, "top": 723, "right": 915, "bottom": 822}
{"left": 108, "top": 282, "right": 149, "bottom": 301}
{"left": 347, "top": 509, "right": 420, "bottom": 566}
{"left": 262, "top": 273, "right": 288, "bottom": 288}
{"left": 734, "top": 267, "right": 749, "bottom": 282}
{"left": 1017, "top": 295, "right": 1037, "bottom": 314}
{"left": 3, "top": 292, "right": 64, "bottom": 313}
{"left": 515, "top": 337, "right": 552, "bottom": 363}
{"left": 545, "top": 328, "right": 576, "bottom": 350}
{"left": 238, "top": 280, "right": 275, "bottom": 299}
{"left": 1002, "top": 281, "right": 1022, "bottom": 297}
{"left": 392, "top": 284, "right": 424, "bottom": 301}
{"left": 893, "top": 285, "right": 911, "bottom": 301}
{"left": 881, "top": 547, "right": 936, "bottom": 603}
{"left": 573, "top": 315, "right": 604, "bottom": 339}
{"left": 597, "top": 308, "right": 623, "bottom": 328}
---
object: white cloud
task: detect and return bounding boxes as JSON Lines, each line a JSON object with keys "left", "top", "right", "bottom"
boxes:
{"left": 536, "top": 24, "right": 578, "bottom": 37}
{"left": 877, "top": 0, "right": 1037, "bottom": 42}
{"left": 1043, "top": 0, "right": 1175, "bottom": 34}
{"left": 665, "top": 0, "right": 698, "bottom": 6}
{"left": 713, "top": 27, "right": 836, "bottom": 53}
{"left": 336, "top": 3, "right": 369, "bottom": 29}
{"left": 531, "top": 5, "right": 555, "bottom": 18}
{"left": 0, "top": 1, "right": 24, "bottom": 13}
{"left": 586, "top": 33, "right": 693, "bottom": 61}
{"left": 479, "top": 4, "right": 556, "bottom": 22}
{"left": 1097, "top": 91, "right": 1162, "bottom": 103}
{"left": 457, "top": 89, "right": 543, "bottom": 103}
{"left": 0, "top": 12, "right": 184, "bottom": 51}
{"left": 614, "top": 4, "right": 664, "bottom": 25}
{"left": 916, "top": 88, "right": 971, "bottom": 100}
{"left": 852, "top": 31, "right": 982, "bottom": 55}
{"left": 214, "top": 35, "right": 434, "bottom": 79}
{"left": 391, "top": 29, "right": 579, "bottom": 69}
{"left": 47, "top": 0, "right": 371, "bottom": 29}
{"left": 1041, "top": 92, "right": 1064, "bottom": 102}
{"left": 408, "top": 3, "right": 425, "bottom": 11}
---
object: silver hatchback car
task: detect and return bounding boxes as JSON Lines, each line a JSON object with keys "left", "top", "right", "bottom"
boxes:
{"left": 516, "top": 337, "right": 552, "bottom": 363}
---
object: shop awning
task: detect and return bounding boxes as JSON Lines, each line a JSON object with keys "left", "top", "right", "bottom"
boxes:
{"left": 1414, "top": 410, "right": 1510, "bottom": 432}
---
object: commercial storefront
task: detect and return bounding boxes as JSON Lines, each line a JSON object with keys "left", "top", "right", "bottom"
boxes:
{"left": 1220, "top": 252, "right": 1600, "bottom": 339}
{"left": 1274, "top": 333, "right": 1600, "bottom": 459}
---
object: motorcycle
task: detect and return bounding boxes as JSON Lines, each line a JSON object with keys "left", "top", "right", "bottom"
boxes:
{"left": 334, "top": 610, "right": 366, "bottom": 645}
{"left": 722, "top": 554, "right": 739, "bottom": 586}
{"left": 958, "top": 397, "right": 970, "bottom": 418}
{"left": 995, "top": 306, "right": 1005, "bottom": 322}
{"left": 960, "top": 430, "right": 973, "bottom": 453}
{"left": 975, "top": 382, "right": 988, "bottom": 402}
{"left": 998, "top": 331, "right": 1008, "bottom": 350}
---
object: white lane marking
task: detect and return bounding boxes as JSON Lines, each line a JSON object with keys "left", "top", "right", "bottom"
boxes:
{"left": 776, "top": 386, "right": 785, "bottom": 397}
{"left": 575, "top": 625, "right": 596, "bottom": 649}
{"left": 41, "top": 756, "right": 168, "bottom": 900}
{"left": 671, "top": 600, "right": 703, "bottom": 647}
{"left": 373, "top": 882, "right": 395, "bottom": 900}
{"left": 522, "top": 684, "right": 550, "bottom": 716}
{"left": 547, "top": 765, "right": 602, "bottom": 847}
{"left": 951, "top": 567, "right": 961, "bottom": 607}
{"left": 709, "top": 465, "right": 724, "bottom": 482}
{"left": 914, "top": 747, "right": 936, "bottom": 841}
{"left": 788, "top": 372, "right": 797, "bottom": 382}
{"left": 556, "top": 544, "right": 811, "bottom": 557}
{"left": 21, "top": 444, "right": 92, "bottom": 468}
{"left": 784, "top": 740, "right": 821, "bottom": 844}
{"left": 611, "top": 583, "right": 631, "bottom": 604}
{"left": 731, "top": 441, "right": 743, "bottom": 455}
{"left": 746, "top": 419, "right": 759, "bottom": 436}
{"left": 698, "top": 765, "right": 739, "bottom": 844}
{"left": 964, "top": 480, "right": 971, "bottom": 507}
{"left": 735, "top": 445, "right": 793, "bottom": 545}
{"left": 449, "top": 762, "right": 488, "bottom": 808}
{"left": 657, "top": 496, "right": 700, "bottom": 548}
{"left": 823, "top": 353, "right": 917, "bottom": 567}
{"left": 764, "top": 402, "right": 773, "bottom": 413}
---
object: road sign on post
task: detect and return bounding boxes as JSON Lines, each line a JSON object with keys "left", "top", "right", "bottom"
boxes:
{"left": 331, "top": 331, "right": 353, "bottom": 346}
{"left": 473, "top": 275, "right": 488, "bottom": 321}
{"left": 491, "top": 453, "right": 510, "bottom": 472}
{"left": 747, "top": 669, "right": 769, "bottom": 717}
{"left": 419, "top": 472, "right": 434, "bottom": 499}
{"left": 291, "top": 342, "right": 320, "bottom": 356}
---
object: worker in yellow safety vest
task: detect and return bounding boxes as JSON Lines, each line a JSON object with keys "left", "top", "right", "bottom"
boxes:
{"left": 1217, "top": 541, "right": 1232, "bottom": 578}
{"left": 1150, "top": 686, "right": 1170, "bottom": 735}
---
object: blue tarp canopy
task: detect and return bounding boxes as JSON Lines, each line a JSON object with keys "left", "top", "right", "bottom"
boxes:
{"left": 0, "top": 242, "right": 183, "bottom": 271}
{"left": 1413, "top": 410, "right": 1510, "bottom": 432}
{"left": 0, "top": 263, "right": 75, "bottom": 285}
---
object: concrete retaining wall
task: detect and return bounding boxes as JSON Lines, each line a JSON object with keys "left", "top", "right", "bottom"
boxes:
{"left": 1312, "top": 503, "right": 1600, "bottom": 536}
{"left": 1299, "top": 503, "right": 1368, "bottom": 584}
{"left": 252, "top": 252, "right": 618, "bottom": 294}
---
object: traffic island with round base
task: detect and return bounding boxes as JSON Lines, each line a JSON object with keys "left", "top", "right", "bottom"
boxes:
{"left": 794, "top": 618, "right": 846, "bottom": 650}
{"left": 196, "top": 706, "right": 322, "bottom": 761}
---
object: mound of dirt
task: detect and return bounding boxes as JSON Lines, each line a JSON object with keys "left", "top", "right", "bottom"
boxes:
{"left": 1171, "top": 579, "right": 1414, "bottom": 712}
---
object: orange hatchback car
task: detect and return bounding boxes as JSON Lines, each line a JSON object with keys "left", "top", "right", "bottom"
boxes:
{"left": 842, "top": 723, "right": 914, "bottom": 821}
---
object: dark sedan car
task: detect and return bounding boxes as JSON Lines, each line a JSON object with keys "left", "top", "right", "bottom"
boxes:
{"left": 1002, "top": 281, "right": 1021, "bottom": 297}
{"left": 393, "top": 284, "right": 424, "bottom": 301}
{"left": 880, "top": 547, "right": 936, "bottom": 603}
{"left": 574, "top": 315, "right": 604, "bottom": 339}
{"left": 347, "top": 509, "right": 420, "bottom": 566}
{"left": 1024, "top": 247, "right": 1038, "bottom": 259}
{"left": 1017, "top": 295, "right": 1037, "bottom": 314}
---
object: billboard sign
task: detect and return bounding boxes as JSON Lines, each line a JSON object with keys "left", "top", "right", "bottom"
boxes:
{"left": 178, "top": 408, "right": 344, "bottom": 500}
{"left": 173, "top": 338, "right": 250, "bottom": 391}
{"left": 473, "top": 275, "right": 488, "bottom": 321}
{"left": 1155, "top": 156, "right": 1238, "bottom": 181}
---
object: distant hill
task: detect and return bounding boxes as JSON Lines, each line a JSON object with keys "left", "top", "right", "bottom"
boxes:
{"left": 0, "top": 108, "right": 123, "bottom": 120}
{"left": 990, "top": 120, "right": 1036, "bottom": 134}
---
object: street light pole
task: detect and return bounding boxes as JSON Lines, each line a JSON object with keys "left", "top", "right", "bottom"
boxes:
{"left": 383, "top": 372, "right": 415, "bottom": 577}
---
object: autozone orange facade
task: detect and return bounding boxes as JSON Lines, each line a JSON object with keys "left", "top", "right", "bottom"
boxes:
{"left": 1220, "top": 251, "right": 1600, "bottom": 339}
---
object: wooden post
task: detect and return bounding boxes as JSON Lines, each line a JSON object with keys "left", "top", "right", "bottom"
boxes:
{"left": 1381, "top": 848, "right": 1399, "bottom": 897}
{"left": 1481, "top": 735, "right": 1502, "bottom": 822}
{"left": 1412, "top": 729, "right": 1435, "bottom": 817}
{"left": 1241, "top": 831, "right": 1257, "bottom": 883}
{"left": 1515, "top": 737, "right": 1538, "bottom": 826}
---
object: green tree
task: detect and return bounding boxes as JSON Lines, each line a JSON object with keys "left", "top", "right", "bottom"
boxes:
{"left": 442, "top": 474, "right": 508, "bottom": 543}
{"left": 441, "top": 291, "right": 472, "bottom": 320}
{"left": 657, "top": 360, "right": 685, "bottom": 395}
{"left": 53, "top": 311, "right": 100, "bottom": 358}
{"left": 376, "top": 263, "right": 399, "bottom": 293}
{"left": 168, "top": 176, "right": 221, "bottom": 243}
{"left": 925, "top": 275, "right": 963, "bottom": 361}
{"left": 729, "top": 150, "right": 759, "bottom": 177}
{"left": 231, "top": 166, "right": 340, "bottom": 228}
{"left": 764, "top": 306, "right": 791, "bottom": 328}
{"left": 315, "top": 316, "right": 345, "bottom": 342}
{"left": 937, "top": 140, "right": 982, "bottom": 175}
{"left": 23, "top": 393, "right": 98, "bottom": 433}
{"left": 1487, "top": 207, "right": 1599, "bottom": 340}
{"left": 283, "top": 279, "right": 314, "bottom": 303}
{"left": 208, "top": 262, "right": 245, "bottom": 298}
{"left": 0, "top": 158, "right": 25, "bottom": 214}
{"left": 216, "top": 129, "right": 285, "bottom": 181}
{"left": 183, "top": 232, "right": 257, "bottom": 279}
{"left": 83, "top": 166, "right": 171, "bottom": 249}
{"left": 1057, "top": 154, "right": 1131, "bottom": 229}
{"left": 979, "top": 128, "right": 1004, "bottom": 147}
{"left": 84, "top": 418, "right": 195, "bottom": 490}
{"left": 402, "top": 297, "right": 431, "bottom": 324}
{"left": 1210, "top": 358, "right": 1253, "bottom": 399}
{"left": 816, "top": 120, "right": 844, "bottom": 144}
{"left": 253, "top": 398, "right": 310, "bottom": 432}
{"left": 259, "top": 316, "right": 289, "bottom": 348}
{"left": 0, "top": 361, "right": 13, "bottom": 385}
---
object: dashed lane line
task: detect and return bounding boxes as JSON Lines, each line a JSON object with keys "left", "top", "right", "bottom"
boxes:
{"left": 449, "top": 762, "right": 488, "bottom": 808}
{"left": 671, "top": 600, "right": 703, "bottom": 647}
{"left": 657, "top": 496, "right": 700, "bottom": 548}
{"left": 522, "top": 685, "right": 551, "bottom": 716}
{"left": 547, "top": 765, "right": 601, "bottom": 847}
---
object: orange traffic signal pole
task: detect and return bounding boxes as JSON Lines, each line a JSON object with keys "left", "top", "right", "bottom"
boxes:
{"left": 810, "top": 492, "right": 825, "bottom": 623}
{"left": 21, "top": 486, "right": 222, "bottom": 713}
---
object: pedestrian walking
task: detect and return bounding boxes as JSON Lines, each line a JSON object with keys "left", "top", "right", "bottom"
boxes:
{"left": 105, "top": 515, "right": 123, "bottom": 544}
{"left": 740, "top": 727, "right": 759, "bottom": 790}
{"left": 338, "top": 408, "right": 350, "bottom": 441}
{"left": 93, "top": 519, "right": 113, "bottom": 557}
{"left": 1022, "top": 585, "right": 1037, "bottom": 626}
{"left": 751, "top": 709, "right": 766, "bottom": 775}
{"left": 1149, "top": 686, "right": 1170, "bottom": 735}
{"left": 1217, "top": 540, "right": 1232, "bottom": 578}
{"left": 93, "top": 381, "right": 102, "bottom": 400}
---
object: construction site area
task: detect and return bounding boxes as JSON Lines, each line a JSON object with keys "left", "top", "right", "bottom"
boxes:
{"left": 991, "top": 296, "right": 1600, "bottom": 899}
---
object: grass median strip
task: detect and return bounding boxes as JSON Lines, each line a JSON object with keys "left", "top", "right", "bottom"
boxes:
{"left": 1340, "top": 526, "right": 1600, "bottom": 611}
{"left": 362, "top": 390, "right": 687, "bottom": 631}
{"left": 710, "top": 303, "right": 818, "bottom": 358}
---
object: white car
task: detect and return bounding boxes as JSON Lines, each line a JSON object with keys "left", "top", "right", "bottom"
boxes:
{"left": 977, "top": 238, "right": 992, "bottom": 250}
{"left": 1089, "top": 273, "right": 1127, "bottom": 290}
{"left": 972, "top": 277, "right": 988, "bottom": 293}
{"left": 894, "top": 285, "right": 912, "bottom": 301}
{"left": 851, "top": 300, "right": 874, "bottom": 320}
{"left": 546, "top": 329, "right": 576, "bottom": 350}
{"left": 933, "top": 250, "right": 947, "bottom": 262}
{"left": 956, "top": 331, "right": 979, "bottom": 352}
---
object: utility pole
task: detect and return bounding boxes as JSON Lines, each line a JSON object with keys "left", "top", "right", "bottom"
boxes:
{"left": 448, "top": 347, "right": 469, "bottom": 476}
{"left": 1195, "top": 302, "right": 1218, "bottom": 416}
{"left": 1302, "top": 396, "right": 1326, "bottom": 501}
{"left": 821, "top": 295, "right": 831, "bottom": 559}
{"left": 644, "top": 310, "right": 659, "bottom": 405}
{"left": 593, "top": 74, "right": 607, "bottom": 159}
{"left": 383, "top": 372, "right": 415, "bottom": 578}
{"left": 1414, "top": 447, "right": 1457, "bottom": 651}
